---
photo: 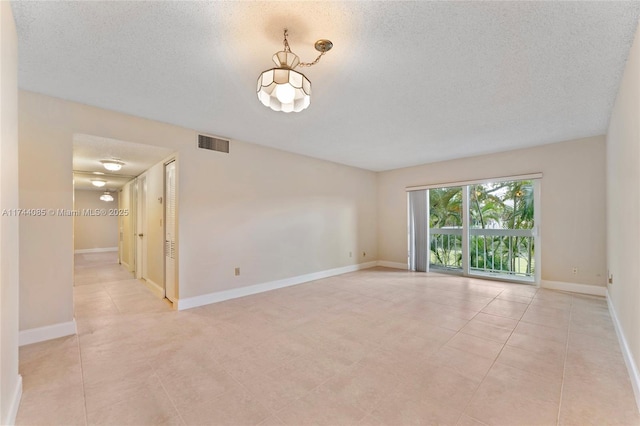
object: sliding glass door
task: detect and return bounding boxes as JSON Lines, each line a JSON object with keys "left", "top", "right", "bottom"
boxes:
{"left": 408, "top": 176, "right": 539, "bottom": 284}
{"left": 468, "top": 180, "right": 536, "bottom": 282}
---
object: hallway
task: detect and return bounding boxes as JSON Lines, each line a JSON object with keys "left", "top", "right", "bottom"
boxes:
{"left": 15, "top": 255, "right": 640, "bottom": 425}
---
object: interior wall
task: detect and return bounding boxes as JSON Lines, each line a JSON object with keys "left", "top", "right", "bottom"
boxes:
{"left": 18, "top": 91, "right": 378, "bottom": 330}
{"left": 73, "top": 189, "right": 119, "bottom": 252}
{"left": 0, "top": 2, "right": 21, "bottom": 423}
{"left": 377, "top": 136, "right": 607, "bottom": 288}
{"left": 607, "top": 17, "right": 640, "bottom": 399}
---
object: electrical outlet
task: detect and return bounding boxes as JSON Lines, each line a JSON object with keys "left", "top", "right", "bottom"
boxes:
{"left": 608, "top": 274, "right": 613, "bottom": 285}
{"left": 234, "top": 267, "right": 240, "bottom": 276}
{"left": 349, "top": 251, "right": 352, "bottom": 258}
{"left": 572, "top": 267, "right": 578, "bottom": 275}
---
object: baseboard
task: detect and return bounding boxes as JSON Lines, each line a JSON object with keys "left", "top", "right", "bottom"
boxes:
{"left": 177, "top": 261, "right": 378, "bottom": 310}
{"left": 142, "top": 278, "right": 165, "bottom": 299}
{"left": 19, "top": 320, "right": 77, "bottom": 346}
{"left": 74, "top": 247, "right": 118, "bottom": 254}
{"left": 3, "top": 374, "right": 22, "bottom": 426}
{"left": 540, "top": 280, "right": 606, "bottom": 296}
{"left": 377, "top": 260, "right": 408, "bottom": 270}
{"left": 607, "top": 289, "right": 640, "bottom": 413}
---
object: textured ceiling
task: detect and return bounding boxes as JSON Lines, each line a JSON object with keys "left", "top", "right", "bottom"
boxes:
{"left": 12, "top": 1, "right": 640, "bottom": 171}
{"left": 73, "top": 134, "right": 174, "bottom": 191}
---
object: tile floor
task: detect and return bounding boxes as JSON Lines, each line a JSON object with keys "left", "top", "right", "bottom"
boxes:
{"left": 16, "top": 252, "right": 640, "bottom": 425}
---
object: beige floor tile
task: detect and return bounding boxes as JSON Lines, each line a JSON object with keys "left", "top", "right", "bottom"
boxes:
{"left": 559, "top": 367, "right": 640, "bottom": 426}
{"left": 392, "top": 363, "right": 479, "bottom": 412}
{"left": 275, "top": 386, "right": 368, "bottom": 426}
{"left": 496, "top": 292, "right": 533, "bottom": 305}
{"left": 481, "top": 299, "right": 528, "bottom": 319}
{"left": 506, "top": 331, "right": 567, "bottom": 364}
{"left": 177, "top": 384, "right": 270, "bottom": 426}
{"left": 16, "top": 256, "right": 639, "bottom": 426}
{"left": 456, "top": 415, "right": 488, "bottom": 426}
{"left": 372, "top": 393, "right": 464, "bottom": 426}
{"left": 86, "top": 374, "right": 180, "bottom": 426}
{"left": 318, "top": 362, "right": 401, "bottom": 413}
{"left": 83, "top": 362, "right": 157, "bottom": 412}
{"left": 155, "top": 357, "right": 240, "bottom": 410}
{"left": 429, "top": 346, "right": 495, "bottom": 384}
{"left": 460, "top": 318, "right": 514, "bottom": 343}
{"left": 472, "top": 312, "right": 519, "bottom": 330}
{"left": 444, "top": 332, "right": 504, "bottom": 360}
{"left": 521, "top": 305, "right": 571, "bottom": 329}
{"left": 358, "top": 414, "right": 386, "bottom": 426}
{"left": 534, "top": 289, "right": 573, "bottom": 303}
{"left": 465, "top": 363, "right": 561, "bottom": 425}
{"left": 258, "top": 416, "right": 286, "bottom": 426}
{"left": 16, "top": 383, "right": 87, "bottom": 426}
{"left": 513, "top": 320, "right": 568, "bottom": 344}
{"left": 496, "top": 344, "right": 565, "bottom": 381}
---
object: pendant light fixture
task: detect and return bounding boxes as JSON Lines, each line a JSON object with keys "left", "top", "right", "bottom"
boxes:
{"left": 100, "top": 159, "right": 125, "bottom": 172}
{"left": 99, "top": 191, "right": 114, "bottom": 202}
{"left": 257, "top": 29, "right": 333, "bottom": 113}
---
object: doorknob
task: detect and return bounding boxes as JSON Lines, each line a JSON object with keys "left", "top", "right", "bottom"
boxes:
{"left": 138, "top": 234, "right": 144, "bottom": 237}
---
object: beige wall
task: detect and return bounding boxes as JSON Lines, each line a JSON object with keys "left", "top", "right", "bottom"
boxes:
{"left": 19, "top": 91, "right": 378, "bottom": 330}
{"left": 378, "top": 136, "right": 607, "bottom": 288}
{"left": 1, "top": 2, "right": 21, "bottom": 423}
{"left": 73, "top": 189, "right": 119, "bottom": 251}
{"left": 607, "top": 18, "right": 640, "bottom": 395}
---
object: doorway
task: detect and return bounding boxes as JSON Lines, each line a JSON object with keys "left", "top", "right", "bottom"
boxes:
{"left": 72, "top": 134, "right": 177, "bottom": 302}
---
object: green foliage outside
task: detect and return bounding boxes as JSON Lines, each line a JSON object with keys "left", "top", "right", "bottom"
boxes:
{"left": 429, "top": 180, "right": 535, "bottom": 277}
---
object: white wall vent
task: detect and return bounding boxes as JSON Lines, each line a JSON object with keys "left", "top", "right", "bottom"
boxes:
{"left": 198, "top": 134, "right": 229, "bottom": 153}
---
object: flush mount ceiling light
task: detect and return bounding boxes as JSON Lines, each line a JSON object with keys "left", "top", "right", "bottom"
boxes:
{"left": 100, "top": 159, "right": 125, "bottom": 171}
{"left": 99, "top": 191, "right": 114, "bottom": 202}
{"left": 90, "top": 179, "right": 106, "bottom": 187}
{"left": 257, "top": 29, "right": 333, "bottom": 113}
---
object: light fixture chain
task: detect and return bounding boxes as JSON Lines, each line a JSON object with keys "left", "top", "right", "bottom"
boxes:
{"left": 299, "top": 52, "right": 325, "bottom": 68}
{"left": 283, "top": 29, "right": 291, "bottom": 53}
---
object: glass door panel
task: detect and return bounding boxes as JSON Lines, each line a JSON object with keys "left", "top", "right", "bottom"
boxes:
{"left": 429, "top": 186, "right": 463, "bottom": 272}
{"left": 468, "top": 180, "right": 535, "bottom": 282}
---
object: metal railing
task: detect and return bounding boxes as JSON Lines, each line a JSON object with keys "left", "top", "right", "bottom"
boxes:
{"left": 430, "top": 228, "right": 535, "bottom": 279}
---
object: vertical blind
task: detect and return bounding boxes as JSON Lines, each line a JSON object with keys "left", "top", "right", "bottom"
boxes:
{"left": 408, "top": 190, "right": 428, "bottom": 272}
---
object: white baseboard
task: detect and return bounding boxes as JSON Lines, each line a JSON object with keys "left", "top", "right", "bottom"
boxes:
{"left": 142, "top": 278, "right": 165, "bottom": 299}
{"left": 3, "top": 374, "right": 22, "bottom": 426}
{"left": 377, "top": 260, "right": 408, "bottom": 270}
{"left": 177, "top": 261, "right": 378, "bottom": 311}
{"left": 74, "top": 247, "right": 118, "bottom": 254}
{"left": 607, "top": 290, "right": 640, "bottom": 413}
{"left": 540, "top": 280, "right": 606, "bottom": 296}
{"left": 19, "top": 320, "right": 77, "bottom": 346}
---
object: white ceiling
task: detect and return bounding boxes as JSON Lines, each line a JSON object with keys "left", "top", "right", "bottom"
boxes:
{"left": 73, "top": 134, "right": 174, "bottom": 191}
{"left": 12, "top": 1, "right": 640, "bottom": 171}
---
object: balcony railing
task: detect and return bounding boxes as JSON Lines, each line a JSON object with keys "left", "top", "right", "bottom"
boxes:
{"left": 430, "top": 228, "right": 535, "bottom": 280}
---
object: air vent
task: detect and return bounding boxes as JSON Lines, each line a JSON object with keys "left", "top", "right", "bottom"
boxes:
{"left": 198, "top": 134, "right": 229, "bottom": 153}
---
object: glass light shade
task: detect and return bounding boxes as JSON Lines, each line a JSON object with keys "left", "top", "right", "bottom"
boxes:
{"left": 100, "top": 192, "right": 114, "bottom": 202}
{"left": 101, "top": 160, "right": 124, "bottom": 171}
{"left": 91, "top": 179, "right": 106, "bottom": 187}
{"left": 257, "top": 68, "right": 311, "bottom": 113}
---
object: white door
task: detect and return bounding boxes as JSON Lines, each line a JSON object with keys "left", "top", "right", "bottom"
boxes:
{"left": 136, "top": 174, "right": 148, "bottom": 280}
{"left": 164, "top": 161, "right": 177, "bottom": 302}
